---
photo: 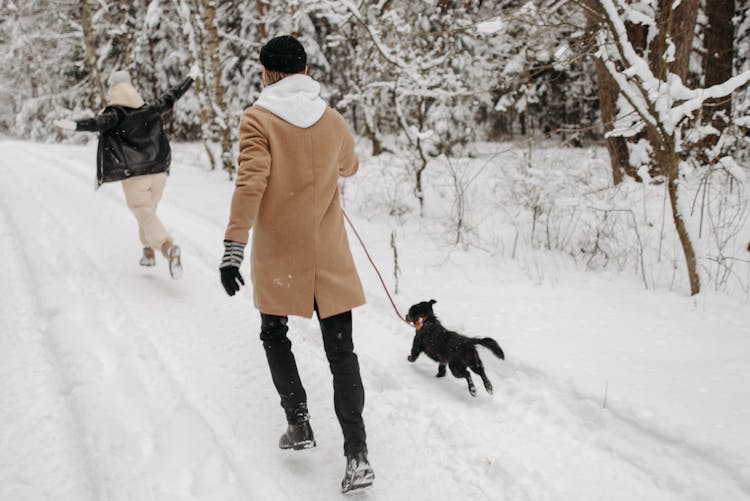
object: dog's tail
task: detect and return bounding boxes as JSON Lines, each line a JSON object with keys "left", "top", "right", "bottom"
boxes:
{"left": 473, "top": 337, "right": 505, "bottom": 360}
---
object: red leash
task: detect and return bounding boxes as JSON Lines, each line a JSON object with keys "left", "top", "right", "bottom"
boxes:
{"left": 343, "top": 210, "right": 412, "bottom": 327}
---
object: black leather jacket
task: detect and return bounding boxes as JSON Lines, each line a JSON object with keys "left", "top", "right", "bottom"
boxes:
{"left": 76, "top": 77, "right": 193, "bottom": 188}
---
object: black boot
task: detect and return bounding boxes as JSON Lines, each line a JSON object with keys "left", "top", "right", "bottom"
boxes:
{"left": 279, "top": 404, "right": 316, "bottom": 450}
{"left": 341, "top": 450, "right": 374, "bottom": 494}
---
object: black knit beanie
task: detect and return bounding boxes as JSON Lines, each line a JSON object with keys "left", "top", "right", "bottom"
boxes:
{"left": 259, "top": 35, "right": 307, "bottom": 74}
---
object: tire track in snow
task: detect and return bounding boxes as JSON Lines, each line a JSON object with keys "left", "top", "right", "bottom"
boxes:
{"left": 0, "top": 148, "right": 267, "bottom": 501}
{"left": 0, "top": 206, "right": 97, "bottom": 501}
{"left": 6, "top": 142, "right": 314, "bottom": 500}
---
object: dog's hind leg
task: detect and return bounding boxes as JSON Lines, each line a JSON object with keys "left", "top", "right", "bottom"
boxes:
{"left": 449, "top": 360, "right": 476, "bottom": 397}
{"left": 464, "top": 374, "right": 477, "bottom": 397}
{"left": 470, "top": 356, "right": 493, "bottom": 394}
{"left": 436, "top": 363, "right": 447, "bottom": 378}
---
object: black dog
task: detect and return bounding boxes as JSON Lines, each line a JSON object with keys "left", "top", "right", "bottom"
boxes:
{"left": 405, "top": 300, "right": 505, "bottom": 396}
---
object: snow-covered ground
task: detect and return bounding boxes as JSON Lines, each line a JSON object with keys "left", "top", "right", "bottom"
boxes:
{"left": 1, "top": 140, "right": 749, "bottom": 501}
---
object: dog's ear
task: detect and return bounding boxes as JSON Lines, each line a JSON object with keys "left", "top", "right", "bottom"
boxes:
{"left": 429, "top": 299, "right": 437, "bottom": 305}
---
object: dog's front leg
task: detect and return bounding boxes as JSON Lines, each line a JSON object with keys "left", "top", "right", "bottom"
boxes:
{"left": 407, "top": 339, "right": 422, "bottom": 363}
{"left": 436, "top": 363, "right": 447, "bottom": 377}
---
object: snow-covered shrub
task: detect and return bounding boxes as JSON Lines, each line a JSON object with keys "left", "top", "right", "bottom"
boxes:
{"left": 347, "top": 138, "right": 750, "bottom": 299}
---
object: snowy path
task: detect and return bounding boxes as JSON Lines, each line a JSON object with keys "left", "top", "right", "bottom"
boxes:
{"left": 1, "top": 140, "right": 749, "bottom": 500}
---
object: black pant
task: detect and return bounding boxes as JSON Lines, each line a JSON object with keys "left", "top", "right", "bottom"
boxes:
{"left": 259, "top": 305, "right": 367, "bottom": 455}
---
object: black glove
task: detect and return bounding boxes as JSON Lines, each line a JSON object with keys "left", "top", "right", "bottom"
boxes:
{"left": 220, "top": 240, "right": 246, "bottom": 296}
{"left": 221, "top": 266, "right": 245, "bottom": 296}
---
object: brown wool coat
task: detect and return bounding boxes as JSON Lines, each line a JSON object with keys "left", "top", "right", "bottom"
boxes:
{"left": 225, "top": 106, "right": 366, "bottom": 319}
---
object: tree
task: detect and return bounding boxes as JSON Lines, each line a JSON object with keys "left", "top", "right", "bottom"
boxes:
{"left": 585, "top": 0, "right": 643, "bottom": 183}
{"left": 201, "top": 0, "right": 234, "bottom": 178}
{"left": 80, "top": 0, "right": 106, "bottom": 109}
{"left": 173, "top": 0, "right": 217, "bottom": 170}
{"left": 587, "top": 0, "right": 750, "bottom": 295}
{"left": 701, "top": 0, "right": 735, "bottom": 148}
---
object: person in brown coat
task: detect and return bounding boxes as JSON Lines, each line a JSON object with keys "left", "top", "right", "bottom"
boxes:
{"left": 219, "top": 35, "right": 374, "bottom": 494}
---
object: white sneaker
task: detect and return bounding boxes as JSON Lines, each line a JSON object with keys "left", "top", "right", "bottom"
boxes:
{"left": 168, "top": 244, "right": 182, "bottom": 279}
{"left": 139, "top": 247, "right": 156, "bottom": 267}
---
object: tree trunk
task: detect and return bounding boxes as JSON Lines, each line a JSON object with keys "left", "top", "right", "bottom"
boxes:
{"left": 119, "top": 0, "right": 134, "bottom": 71}
{"left": 585, "top": 0, "right": 645, "bottom": 183}
{"left": 662, "top": 145, "right": 701, "bottom": 295}
{"left": 413, "top": 98, "right": 429, "bottom": 215}
{"left": 201, "top": 0, "right": 234, "bottom": 178}
{"left": 702, "top": 0, "right": 735, "bottom": 145}
{"left": 366, "top": 124, "right": 383, "bottom": 156}
{"left": 653, "top": 1, "right": 701, "bottom": 294}
{"left": 650, "top": 0, "right": 699, "bottom": 80}
{"left": 80, "top": 0, "right": 106, "bottom": 108}
{"left": 256, "top": 0, "right": 267, "bottom": 40}
{"left": 190, "top": 0, "right": 215, "bottom": 117}
{"left": 146, "top": 31, "right": 160, "bottom": 101}
{"left": 175, "top": 0, "right": 216, "bottom": 170}
{"left": 647, "top": 0, "right": 699, "bottom": 178}
{"left": 667, "top": 0, "right": 700, "bottom": 79}
{"left": 594, "top": 57, "right": 632, "bottom": 184}
{"left": 364, "top": 110, "right": 383, "bottom": 156}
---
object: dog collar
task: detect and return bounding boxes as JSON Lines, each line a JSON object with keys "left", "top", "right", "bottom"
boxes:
{"left": 415, "top": 316, "right": 427, "bottom": 331}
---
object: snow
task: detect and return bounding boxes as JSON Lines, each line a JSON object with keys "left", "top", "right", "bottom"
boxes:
{"left": 2, "top": 140, "right": 750, "bottom": 500}
{"left": 553, "top": 45, "right": 569, "bottom": 61}
{"left": 477, "top": 18, "right": 505, "bottom": 35}
{"left": 502, "top": 52, "right": 526, "bottom": 77}
{"left": 145, "top": 1, "right": 162, "bottom": 31}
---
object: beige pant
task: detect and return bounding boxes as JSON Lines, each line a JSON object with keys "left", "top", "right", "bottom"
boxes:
{"left": 121, "top": 173, "right": 172, "bottom": 251}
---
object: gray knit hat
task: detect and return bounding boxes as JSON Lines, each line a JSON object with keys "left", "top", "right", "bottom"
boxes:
{"left": 106, "top": 70, "right": 144, "bottom": 108}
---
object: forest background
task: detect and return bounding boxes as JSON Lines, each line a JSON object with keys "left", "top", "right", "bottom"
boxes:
{"left": 2, "top": 0, "right": 750, "bottom": 299}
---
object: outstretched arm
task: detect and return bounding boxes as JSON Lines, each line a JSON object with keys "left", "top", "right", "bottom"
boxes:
{"left": 148, "top": 77, "right": 194, "bottom": 114}
{"left": 55, "top": 109, "right": 120, "bottom": 133}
